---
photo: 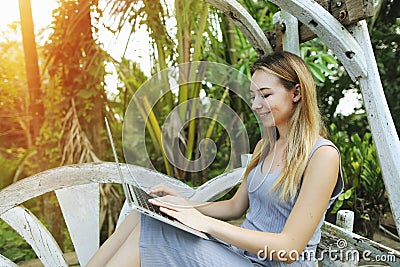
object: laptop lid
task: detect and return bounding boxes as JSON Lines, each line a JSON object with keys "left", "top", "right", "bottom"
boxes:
{"left": 104, "top": 117, "right": 134, "bottom": 205}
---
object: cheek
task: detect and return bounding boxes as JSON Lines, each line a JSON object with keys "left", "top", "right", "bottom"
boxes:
{"left": 271, "top": 103, "right": 294, "bottom": 118}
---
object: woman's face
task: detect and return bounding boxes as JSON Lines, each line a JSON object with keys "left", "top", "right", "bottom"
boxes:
{"left": 250, "top": 70, "right": 299, "bottom": 128}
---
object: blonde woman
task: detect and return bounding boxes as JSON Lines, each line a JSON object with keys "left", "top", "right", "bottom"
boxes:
{"left": 88, "top": 51, "right": 343, "bottom": 266}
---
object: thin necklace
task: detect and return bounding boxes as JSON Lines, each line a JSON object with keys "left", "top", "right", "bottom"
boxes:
{"left": 248, "top": 142, "right": 277, "bottom": 193}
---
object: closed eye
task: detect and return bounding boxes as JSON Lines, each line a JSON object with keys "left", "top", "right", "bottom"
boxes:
{"left": 250, "top": 94, "right": 270, "bottom": 102}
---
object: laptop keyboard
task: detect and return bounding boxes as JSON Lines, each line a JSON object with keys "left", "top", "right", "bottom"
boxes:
{"left": 129, "top": 184, "right": 172, "bottom": 219}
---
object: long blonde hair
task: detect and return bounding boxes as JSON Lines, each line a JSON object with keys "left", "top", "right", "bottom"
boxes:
{"left": 244, "top": 52, "right": 327, "bottom": 201}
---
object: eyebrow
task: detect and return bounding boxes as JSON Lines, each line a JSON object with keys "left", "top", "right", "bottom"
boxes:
{"left": 250, "top": 87, "right": 272, "bottom": 92}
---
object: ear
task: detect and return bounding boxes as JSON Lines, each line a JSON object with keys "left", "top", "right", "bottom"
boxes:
{"left": 292, "top": 84, "right": 301, "bottom": 103}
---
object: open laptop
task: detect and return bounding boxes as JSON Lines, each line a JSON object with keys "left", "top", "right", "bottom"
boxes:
{"left": 104, "top": 117, "right": 209, "bottom": 239}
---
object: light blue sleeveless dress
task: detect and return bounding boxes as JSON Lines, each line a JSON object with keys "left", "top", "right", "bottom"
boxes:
{"left": 139, "top": 138, "right": 344, "bottom": 266}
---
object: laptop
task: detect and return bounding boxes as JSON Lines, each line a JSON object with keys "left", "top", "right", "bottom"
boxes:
{"left": 104, "top": 117, "right": 209, "bottom": 239}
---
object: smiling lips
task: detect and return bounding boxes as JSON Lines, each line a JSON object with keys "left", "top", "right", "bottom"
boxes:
{"left": 258, "top": 111, "right": 271, "bottom": 117}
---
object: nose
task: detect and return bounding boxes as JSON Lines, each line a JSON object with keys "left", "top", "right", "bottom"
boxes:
{"left": 251, "top": 96, "right": 263, "bottom": 110}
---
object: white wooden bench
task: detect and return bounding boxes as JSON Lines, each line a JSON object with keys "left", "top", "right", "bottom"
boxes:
{"left": 319, "top": 214, "right": 400, "bottom": 266}
{"left": 1, "top": 162, "right": 399, "bottom": 266}
{"left": 0, "top": 162, "right": 245, "bottom": 266}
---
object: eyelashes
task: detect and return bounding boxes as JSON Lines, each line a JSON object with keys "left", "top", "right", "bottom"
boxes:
{"left": 250, "top": 94, "right": 270, "bottom": 102}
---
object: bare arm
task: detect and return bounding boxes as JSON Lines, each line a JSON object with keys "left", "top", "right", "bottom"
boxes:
{"left": 154, "top": 145, "right": 340, "bottom": 263}
{"left": 149, "top": 182, "right": 249, "bottom": 221}
{"left": 194, "top": 182, "right": 249, "bottom": 221}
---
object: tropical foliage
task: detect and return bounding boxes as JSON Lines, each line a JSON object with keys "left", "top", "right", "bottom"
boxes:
{"left": 329, "top": 124, "right": 389, "bottom": 238}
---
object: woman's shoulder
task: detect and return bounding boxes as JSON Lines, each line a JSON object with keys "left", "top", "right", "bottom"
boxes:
{"left": 308, "top": 137, "right": 343, "bottom": 199}
{"left": 311, "top": 144, "right": 340, "bottom": 162}
{"left": 304, "top": 138, "right": 341, "bottom": 181}
{"left": 313, "top": 137, "right": 340, "bottom": 154}
{"left": 307, "top": 137, "right": 341, "bottom": 166}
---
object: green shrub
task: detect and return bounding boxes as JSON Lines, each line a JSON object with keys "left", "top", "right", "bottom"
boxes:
{"left": 329, "top": 124, "right": 389, "bottom": 238}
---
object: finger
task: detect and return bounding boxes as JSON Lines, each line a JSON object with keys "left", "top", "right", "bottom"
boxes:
{"left": 148, "top": 197, "right": 172, "bottom": 208}
{"left": 148, "top": 197, "right": 162, "bottom": 206}
{"left": 159, "top": 206, "right": 179, "bottom": 218}
{"left": 147, "top": 185, "right": 161, "bottom": 194}
{"left": 147, "top": 189, "right": 163, "bottom": 196}
{"left": 148, "top": 184, "right": 169, "bottom": 195}
{"left": 150, "top": 197, "right": 183, "bottom": 211}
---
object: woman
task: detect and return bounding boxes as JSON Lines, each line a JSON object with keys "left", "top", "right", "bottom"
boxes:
{"left": 88, "top": 51, "right": 343, "bottom": 266}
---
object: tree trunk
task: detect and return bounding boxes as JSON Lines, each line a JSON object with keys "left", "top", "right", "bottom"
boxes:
{"left": 78, "top": 0, "right": 107, "bottom": 158}
{"left": 18, "top": 0, "right": 43, "bottom": 144}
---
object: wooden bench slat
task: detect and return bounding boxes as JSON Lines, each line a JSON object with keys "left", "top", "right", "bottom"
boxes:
{"left": 0, "top": 206, "right": 68, "bottom": 267}
{"left": 0, "top": 254, "right": 19, "bottom": 267}
{"left": 190, "top": 167, "right": 245, "bottom": 202}
{"left": 319, "top": 221, "right": 400, "bottom": 266}
{"left": 56, "top": 183, "right": 100, "bottom": 266}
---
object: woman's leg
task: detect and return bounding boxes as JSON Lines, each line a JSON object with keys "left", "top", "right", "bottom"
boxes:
{"left": 104, "top": 222, "right": 141, "bottom": 267}
{"left": 139, "top": 216, "right": 254, "bottom": 267}
{"left": 86, "top": 210, "right": 141, "bottom": 267}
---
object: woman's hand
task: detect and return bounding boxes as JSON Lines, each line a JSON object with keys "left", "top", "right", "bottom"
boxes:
{"left": 147, "top": 183, "right": 181, "bottom": 197}
{"left": 149, "top": 195, "right": 212, "bottom": 233}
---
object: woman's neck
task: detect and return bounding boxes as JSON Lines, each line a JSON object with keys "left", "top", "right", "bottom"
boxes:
{"left": 275, "top": 124, "right": 289, "bottom": 143}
